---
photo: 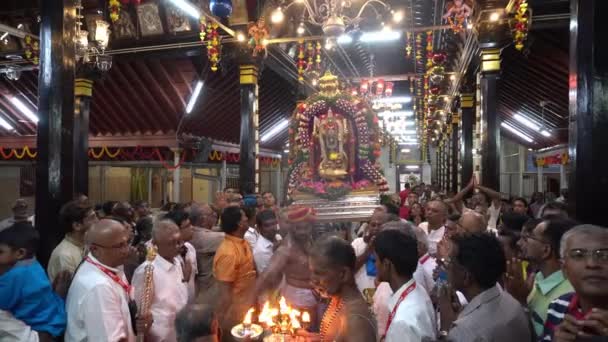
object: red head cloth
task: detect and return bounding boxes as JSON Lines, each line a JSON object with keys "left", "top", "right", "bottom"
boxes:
{"left": 286, "top": 206, "right": 317, "bottom": 224}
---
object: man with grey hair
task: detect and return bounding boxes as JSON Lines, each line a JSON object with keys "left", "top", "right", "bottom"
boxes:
{"left": 419, "top": 200, "right": 448, "bottom": 254}
{"left": 175, "top": 304, "right": 219, "bottom": 342}
{"left": 132, "top": 220, "right": 188, "bottom": 341}
{"left": 540, "top": 224, "right": 608, "bottom": 341}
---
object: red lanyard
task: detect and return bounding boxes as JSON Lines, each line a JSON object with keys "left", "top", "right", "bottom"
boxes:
{"left": 382, "top": 281, "right": 417, "bottom": 340}
{"left": 567, "top": 294, "right": 591, "bottom": 320}
{"left": 86, "top": 256, "right": 132, "bottom": 295}
{"left": 419, "top": 254, "right": 431, "bottom": 265}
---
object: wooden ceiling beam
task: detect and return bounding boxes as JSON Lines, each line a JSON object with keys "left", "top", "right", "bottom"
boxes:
{"left": 91, "top": 82, "right": 139, "bottom": 134}
{"left": 149, "top": 58, "right": 187, "bottom": 111}
{"left": 101, "top": 67, "right": 151, "bottom": 133}
{"left": 0, "top": 133, "right": 179, "bottom": 148}
{"left": 120, "top": 61, "right": 174, "bottom": 131}
{"left": 131, "top": 59, "right": 179, "bottom": 125}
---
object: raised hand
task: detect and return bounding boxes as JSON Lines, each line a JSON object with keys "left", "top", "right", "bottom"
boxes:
{"left": 503, "top": 258, "right": 531, "bottom": 304}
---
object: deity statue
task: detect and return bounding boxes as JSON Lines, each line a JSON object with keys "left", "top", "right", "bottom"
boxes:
{"left": 313, "top": 109, "right": 349, "bottom": 180}
{"left": 443, "top": 0, "right": 472, "bottom": 20}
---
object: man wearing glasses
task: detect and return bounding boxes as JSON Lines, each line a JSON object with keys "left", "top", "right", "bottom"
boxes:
{"left": 540, "top": 224, "right": 608, "bottom": 341}
{"left": 505, "top": 218, "right": 578, "bottom": 338}
{"left": 66, "top": 219, "right": 152, "bottom": 341}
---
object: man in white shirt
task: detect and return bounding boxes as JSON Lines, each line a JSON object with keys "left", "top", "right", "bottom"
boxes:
{"left": 163, "top": 210, "right": 197, "bottom": 302}
{"left": 412, "top": 226, "right": 437, "bottom": 295}
{"left": 351, "top": 211, "right": 389, "bottom": 295}
{"left": 133, "top": 220, "right": 189, "bottom": 342}
{"left": 373, "top": 229, "right": 436, "bottom": 342}
{"left": 66, "top": 219, "right": 150, "bottom": 342}
{"left": 243, "top": 206, "right": 259, "bottom": 249}
{"left": 252, "top": 210, "right": 279, "bottom": 273}
{"left": 418, "top": 200, "right": 447, "bottom": 255}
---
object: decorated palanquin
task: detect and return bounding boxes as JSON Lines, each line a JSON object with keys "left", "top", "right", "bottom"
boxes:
{"left": 286, "top": 72, "right": 388, "bottom": 221}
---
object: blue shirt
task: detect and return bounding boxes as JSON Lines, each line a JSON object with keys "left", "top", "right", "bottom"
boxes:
{"left": 0, "top": 259, "right": 66, "bottom": 336}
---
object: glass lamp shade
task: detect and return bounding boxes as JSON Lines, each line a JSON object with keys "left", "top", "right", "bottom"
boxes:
{"left": 76, "top": 30, "right": 89, "bottom": 55}
{"left": 94, "top": 20, "right": 110, "bottom": 50}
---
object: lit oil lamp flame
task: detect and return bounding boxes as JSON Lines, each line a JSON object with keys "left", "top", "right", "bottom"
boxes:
{"left": 302, "top": 311, "right": 310, "bottom": 324}
{"left": 243, "top": 308, "right": 254, "bottom": 326}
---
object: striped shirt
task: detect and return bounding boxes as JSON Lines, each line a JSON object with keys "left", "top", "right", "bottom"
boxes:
{"left": 539, "top": 292, "right": 588, "bottom": 341}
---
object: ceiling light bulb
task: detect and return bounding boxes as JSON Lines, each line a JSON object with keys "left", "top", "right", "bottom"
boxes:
{"left": 489, "top": 12, "right": 500, "bottom": 22}
{"left": 297, "top": 24, "right": 305, "bottom": 35}
{"left": 236, "top": 32, "right": 246, "bottom": 42}
{"left": 450, "top": 74, "right": 456, "bottom": 81}
{"left": 392, "top": 10, "right": 404, "bottom": 23}
{"left": 271, "top": 7, "right": 285, "bottom": 24}
{"left": 467, "top": 22, "right": 474, "bottom": 30}
{"left": 312, "top": 78, "right": 318, "bottom": 86}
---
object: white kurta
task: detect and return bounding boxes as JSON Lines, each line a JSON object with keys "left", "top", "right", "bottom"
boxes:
{"left": 132, "top": 255, "right": 188, "bottom": 342}
{"left": 179, "top": 241, "right": 198, "bottom": 301}
{"left": 384, "top": 279, "right": 437, "bottom": 342}
{"left": 413, "top": 253, "right": 437, "bottom": 295}
{"left": 351, "top": 237, "right": 376, "bottom": 293}
{"left": 65, "top": 254, "right": 135, "bottom": 342}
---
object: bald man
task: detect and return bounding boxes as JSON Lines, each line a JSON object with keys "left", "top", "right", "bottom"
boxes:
{"left": 133, "top": 220, "right": 189, "bottom": 342}
{"left": 459, "top": 210, "right": 487, "bottom": 234}
{"left": 419, "top": 200, "right": 448, "bottom": 254}
{"left": 66, "top": 219, "right": 151, "bottom": 342}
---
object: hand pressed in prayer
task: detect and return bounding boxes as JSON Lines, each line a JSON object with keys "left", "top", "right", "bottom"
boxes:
{"left": 554, "top": 314, "right": 584, "bottom": 341}
{"left": 503, "top": 258, "right": 531, "bottom": 304}
{"left": 52, "top": 270, "right": 72, "bottom": 299}
{"left": 214, "top": 192, "right": 228, "bottom": 210}
{"left": 580, "top": 308, "right": 608, "bottom": 337}
{"left": 438, "top": 283, "right": 460, "bottom": 331}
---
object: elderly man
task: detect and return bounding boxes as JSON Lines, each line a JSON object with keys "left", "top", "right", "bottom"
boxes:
{"left": 132, "top": 220, "right": 189, "bottom": 342}
{"left": 213, "top": 206, "right": 257, "bottom": 334}
{"left": 439, "top": 233, "right": 531, "bottom": 341}
{"left": 298, "top": 236, "right": 377, "bottom": 342}
{"left": 540, "top": 225, "right": 608, "bottom": 341}
{"left": 419, "top": 200, "right": 448, "bottom": 254}
{"left": 66, "top": 219, "right": 151, "bottom": 341}
{"left": 189, "top": 203, "right": 224, "bottom": 299}
{"left": 253, "top": 206, "right": 319, "bottom": 327}
{"left": 48, "top": 199, "right": 98, "bottom": 282}
{"left": 352, "top": 211, "right": 390, "bottom": 296}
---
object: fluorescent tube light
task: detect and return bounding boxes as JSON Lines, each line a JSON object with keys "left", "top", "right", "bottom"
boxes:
{"left": 337, "top": 34, "right": 353, "bottom": 44}
{"left": 261, "top": 119, "right": 289, "bottom": 142}
{"left": 360, "top": 30, "right": 401, "bottom": 42}
{"left": 9, "top": 96, "right": 38, "bottom": 123}
{"left": 0, "top": 32, "right": 8, "bottom": 40}
{"left": 405, "top": 165, "right": 419, "bottom": 170}
{"left": 400, "top": 149, "right": 411, "bottom": 153}
{"left": 501, "top": 122, "right": 533, "bottom": 143}
{"left": 540, "top": 130, "right": 551, "bottom": 137}
{"left": 0, "top": 115, "right": 13, "bottom": 130}
{"left": 374, "top": 97, "right": 412, "bottom": 104}
{"left": 513, "top": 113, "right": 540, "bottom": 130}
{"left": 168, "top": 0, "right": 200, "bottom": 19}
{"left": 186, "top": 80, "right": 204, "bottom": 114}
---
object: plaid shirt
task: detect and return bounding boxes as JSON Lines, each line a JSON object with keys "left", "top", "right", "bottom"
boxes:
{"left": 539, "top": 292, "right": 588, "bottom": 341}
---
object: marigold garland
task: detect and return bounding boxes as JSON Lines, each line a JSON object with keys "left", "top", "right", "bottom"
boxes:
{"left": 297, "top": 40, "right": 306, "bottom": 81}
{"left": 206, "top": 22, "right": 221, "bottom": 72}
{"left": 108, "top": 0, "right": 120, "bottom": 23}
{"left": 513, "top": 0, "right": 530, "bottom": 51}
{"left": 24, "top": 35, "right": 39, "bottom": 65}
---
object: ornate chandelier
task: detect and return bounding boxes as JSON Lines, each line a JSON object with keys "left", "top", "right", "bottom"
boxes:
{"left": 270, "top": 0, "right": 398, "bottom": 37}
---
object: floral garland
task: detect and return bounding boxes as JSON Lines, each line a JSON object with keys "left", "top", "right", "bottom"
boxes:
{"left": 24, "top": 35, "right": 39, "bottom": 65}
{"left": 297, "top": 41, "right": 306, "bottom": 81}
{"left": 0, "top": 146, "right": 37, "bottom": 159}
{"left": 513, "top": 0, "right": 530, "bottom": 51}
{"left": 415, "top": 33, "right": 423, "bottom": 70}
{"left": 287, "top": 92, "right": 388, "bottom": 196}
{"left": 109, "top": 0, "right": 121, "bottom": 23}
{"left": 405, "top": 32, "right": 412, "bottom": 58}
{"left": 447, "top": 15, "right": 465, "bottom": 33}
{"left": 206, "top": 22, "right": 221, "bottom": 72}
